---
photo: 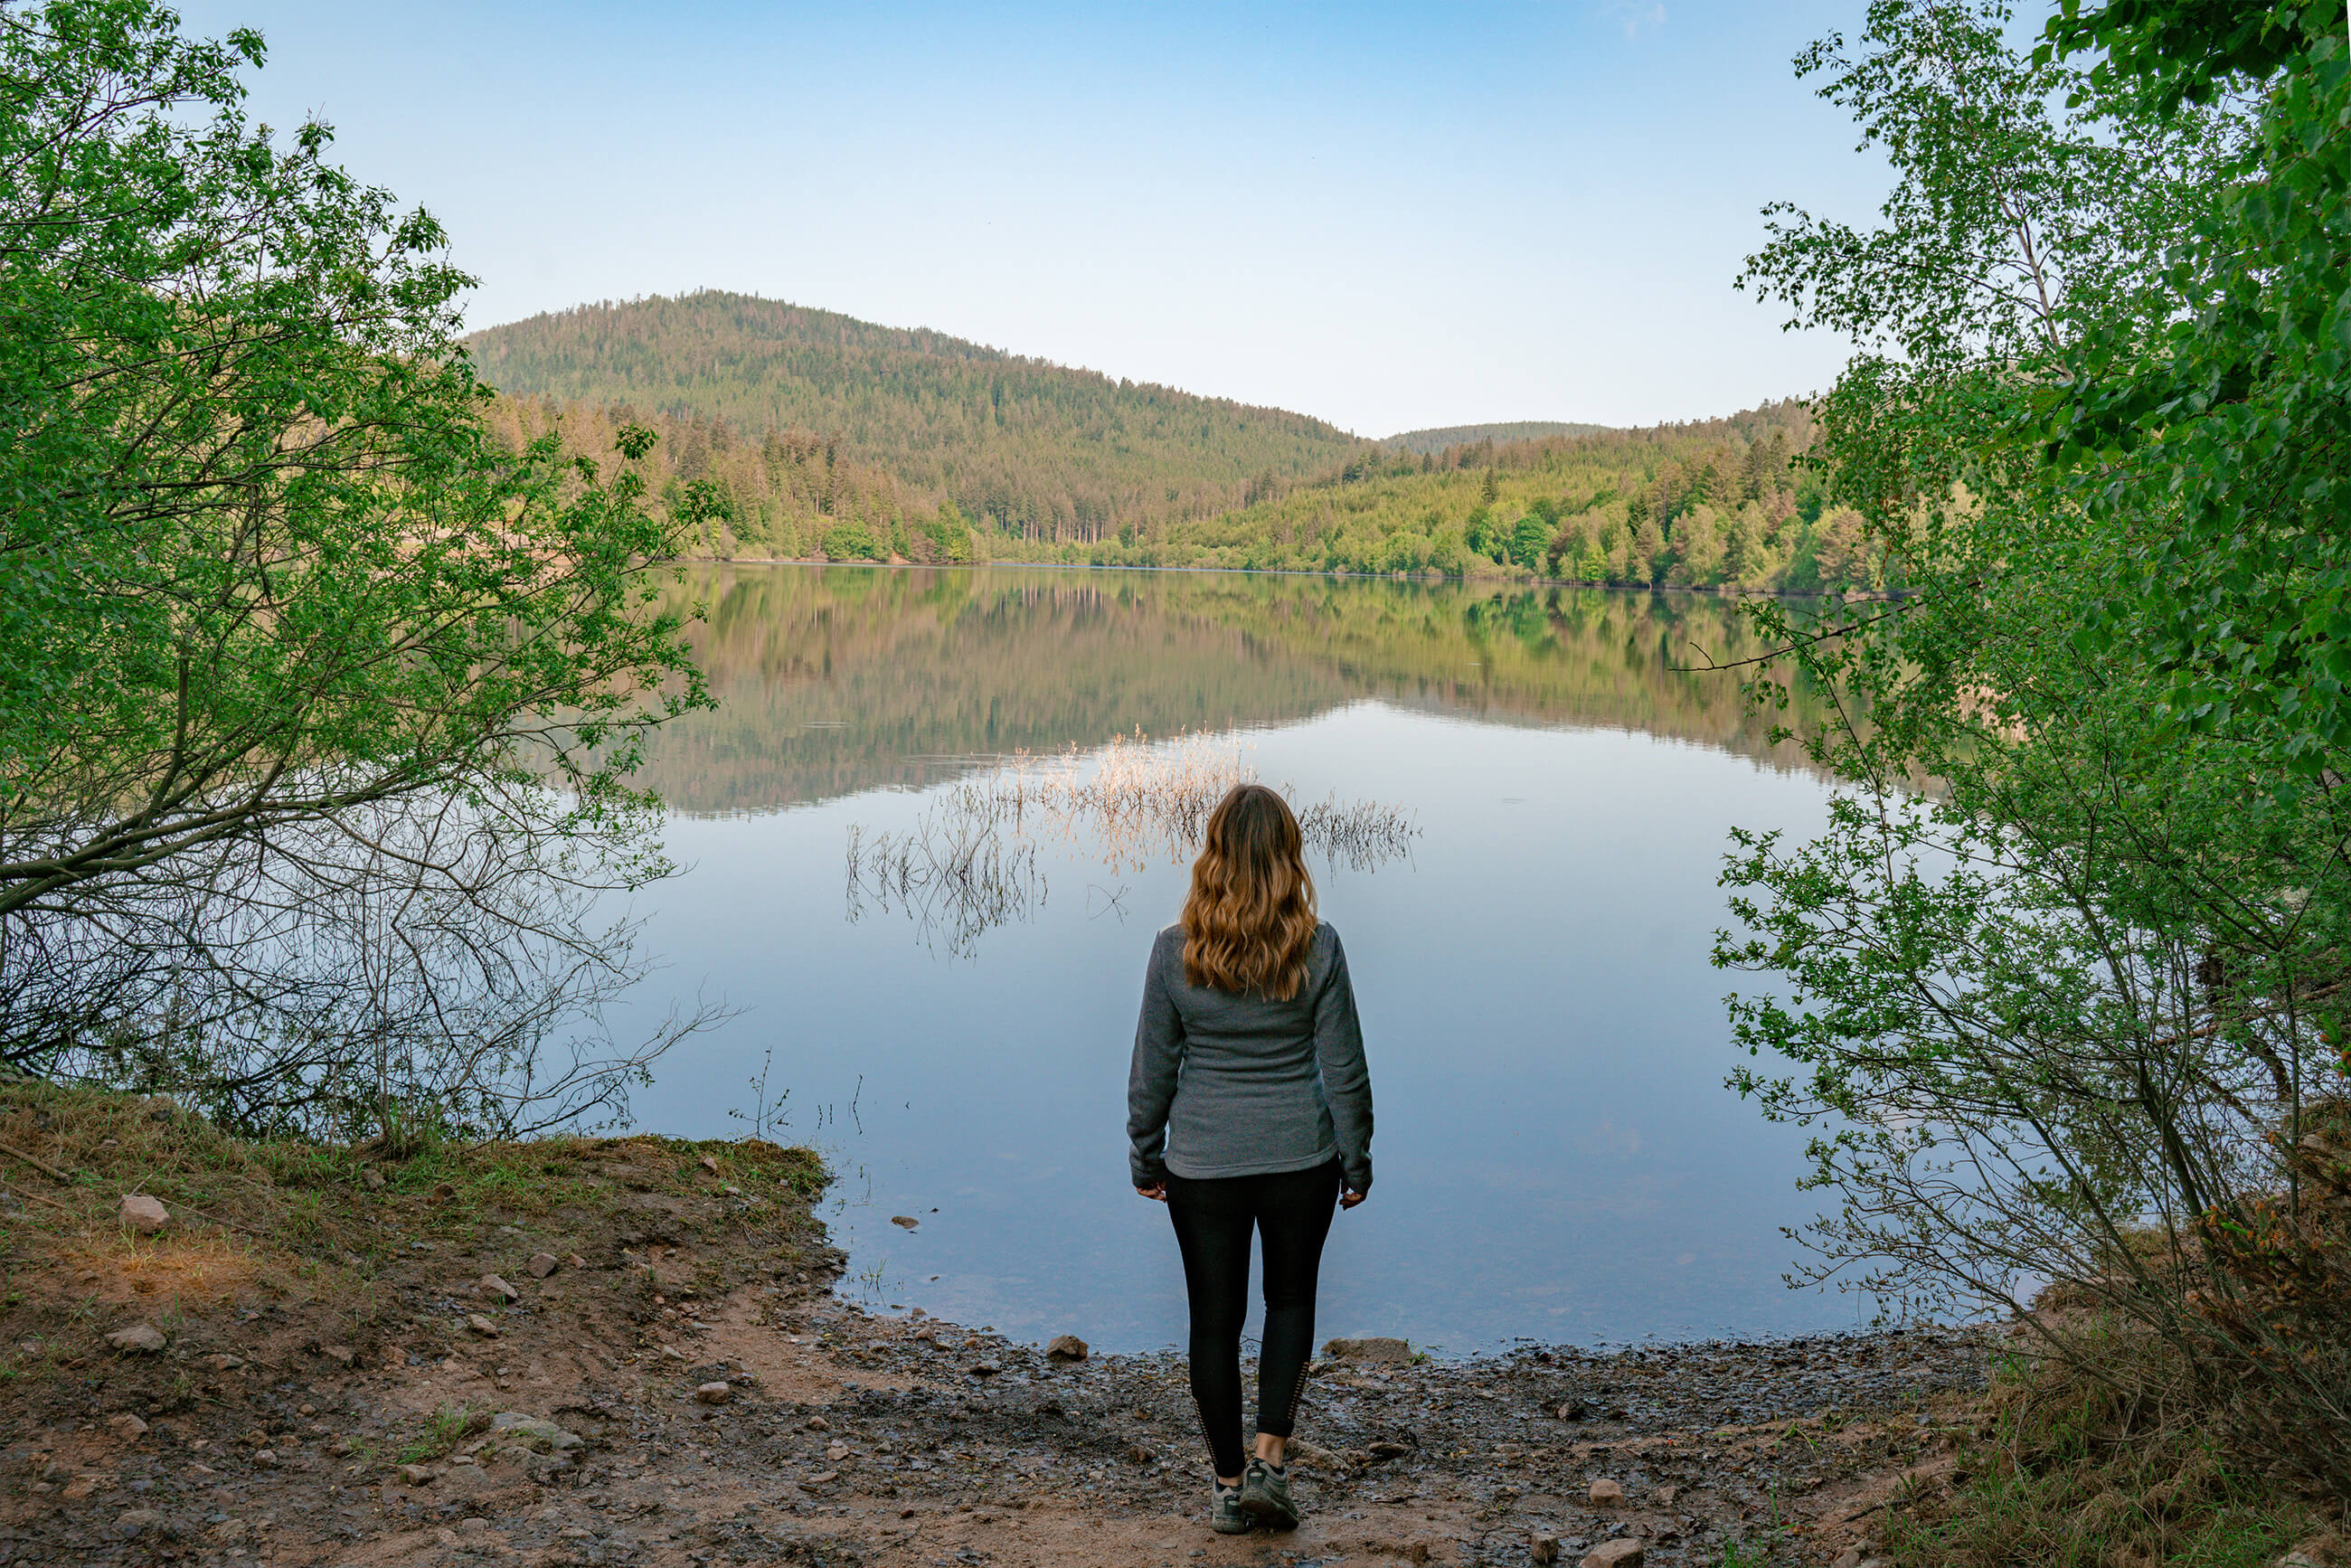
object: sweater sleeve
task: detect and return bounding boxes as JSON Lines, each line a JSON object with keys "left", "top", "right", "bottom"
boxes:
{"left": 1313, "top": 930, "right": 1374, "bottom": 1195}
{"left": 1126, "top": 929, "right": 1185, "bottom": 1187}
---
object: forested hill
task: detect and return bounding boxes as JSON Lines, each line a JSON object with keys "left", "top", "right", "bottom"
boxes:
{"left": 464, "top": 290, "right": 1369, "bottom": 543}
{"left": 1385, "top": 420, "right": 1607, "bottom": 453}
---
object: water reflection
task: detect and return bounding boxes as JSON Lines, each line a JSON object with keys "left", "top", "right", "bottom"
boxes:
{"left": 646, "top": 566, "right": 1827, "bottom": 815}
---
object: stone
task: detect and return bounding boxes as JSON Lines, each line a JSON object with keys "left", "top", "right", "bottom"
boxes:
{"left": 1324, "top": 1335, "right": 1413, "bottom": 1364}
{"left": 114, "top": 1507, "right": 165, "bottom": 1540}
{"left": 489, "top": 1412, "right": 582, "bottom": 1452}
{"left": 1044, "top": 1334, "right": 1088, "bottom": 1362}
{"left": 1830, "top": 1551, "right": 1865, "bottom": 1568}
{"left": 458, "top": 1516, "right": 491, "bottom": 1534}
{"left": 118, "top": 1194, "right": 169, "bottom": 1234}
{"left": 465, "top": 1314, "right": 500, "bottom": 1337}
{"left": 1125, "top": 1443, "right": 1157, "bottom": 1465}
{"left": 700, "top": 1155, "right": 721, "bottom": 1175}
{"left": 659, "top": 1343, "right": 689, "bottom": 1362}
{"left": 1589, "top": 1478, "right": 1625, "bottom": 1506}
{"left": 1654, "top": 1484, "right": 1681, "bottom": 1507}
{"left": 805, "top": 1415, "right": 831, "bottom": 1431}
{"left": 695, "top": 1381, "right": 732, "bottom": 1404}
{"left": 1555, "top": 1399, "right": 1591, "bottom": 1421}
{"left": 108, "top": 1412, "right": 150, "bottom": 1439}
{"left": 61, "top": 1474, "right": 100, "bottom": 1500}
{"left": 203, "top": 1353, "right": 243, "bottom": 1372}
{"left": 108, "top": 1323, "right": 165, "bottom": 1354}
{"left": 2280, "top": 1540, "right": 2349, "bottom": 1568}
{"left": 319, "top": 1344, "right": 354, "bottom": 1365}
{"left": 1368, "top": 1440, "right": 1412, "bottom": 1459}
{"left": 397, "top": 1463, "right": 438, "bottom": 1486}
{"left": 891, "top": 1215, "right": 921, "bottom": 1230}
{"left": 826, "top": 1441, "right": 851, "bottom": 1462}
{"left": 1581, "top": 1542, "right": 1644, "bottom": 1568}
{"left": 527, "top": 1252, "right": 560, "bottom": 1279}
{"left": 1284, "top": 1439, "right": 1338, "bottom": 1470}
{"left": 477, "top": 1274, "right": 521, "bottom": 1303}
{"left": 1532, "top": 1535, "right": 1562, "bottom": 1566}
{"left": 800, "top": 1469, "right": 839, "bottom": 1489}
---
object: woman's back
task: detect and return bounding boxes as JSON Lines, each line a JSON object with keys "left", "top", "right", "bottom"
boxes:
{"left": 1128, "top": 919, "right": 1373, "bottom": 1192}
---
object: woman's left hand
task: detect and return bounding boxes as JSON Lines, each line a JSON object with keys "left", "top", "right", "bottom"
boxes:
{"left": 1136, "top": 1182, "right": 1167, "bottom": 1202}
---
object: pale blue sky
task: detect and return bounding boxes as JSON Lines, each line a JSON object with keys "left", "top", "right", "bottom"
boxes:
{"left": 177, "top": 1, "right": 1888, "bottom": 435}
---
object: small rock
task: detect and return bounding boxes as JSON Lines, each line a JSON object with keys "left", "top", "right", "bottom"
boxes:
{"left": 1555, "top": 1398, "right": 1591, "bottom": 1421}
{"left": 458, "top": 1516, "right": 491, "bottom": 1535}
{"left": 799, "top": 1469, "right": 838, "bottom": 1489}
{"left": 1581, "top": 1541, "right": 1644, "bottom": 1568}
{"left": 1045, "top": 1334, "right": 1089, "bottom": 1362}
{"left": 1654, "top": 1484, "right": 1680, "bottom": 1507}
{"left": 114, "top": 1507, "right": 165, "bottom": 1540}
{"left": 108, "top": 1323, "right": 165, "bottom": 1354}
{"left": 567, "top": 1252, "right": 587, "bottom": 1270}
{"left": 203, "top": 1353, "right": 244, "bottom": 1372}
{"left": 477, "top": 1274, "right": 521, "bottom": 1303}
{"left": 699, "top": 1155, "right": 721, "bottom": 1175}
{"left": 660, "top": 1343, "right": 689, "bottom": 1362}
{"left": 695, "top": 1382, "right": 732, "bottom": 1404}
{"left": 489, "top": 1412, "right": 583, "bottom": 1452}
{"left": 1532, "top": 1535, "right": 1562, "bottom": 1566}
{"left": 1368, "top": 1440, "right": 1412, "bottom": 1459}
{"left": 805, "top": 1415, "right": 831, "bottom": 1431}
{"left": 527, "top": 1252, "right": 560, "bottom": 1279}
{"left": 891, "top": 1214, "right": 921, "bottom": 1230}
{"left": 108, "top": 1412, "right": 150, "bottom": 1439}
{"left": 319, "top": 1344, "right": 354, "bottom": 1365}
{"left": 118, "top": 1194, "right": 170, "bottom": 1234}
{"left": 1323, "top": 1335, "right": 1412, "bottom": 1364}
{"left": 2280, "top": 1541, "right": 2351, "bottom": 1568}
{"left": 826, "top": 1441, "right": 851, "bottom": 1461}
{"left": 465, "top": 1314, "right": 500, "bottom": 1337}
{"left": 397, "top": 1463, "right": 438, "bottom": 1486}
{"left": 61, "top": 1474, "right": 100, "bottom": 1500}
{"left": 1285, "top": 1439, "right": 1338, "bottom": 1469}
{"left": 1125, "top": 1443, "right": 1157, "bottom": 1465}
{"left": 251, "top": 1449, "right": 278, "bottom": 1467}
{"left": 329, "top": 1438, "right": 357, "bottom": 1457}
{"left": 1589, "top": 1478, "right": 1625, "bottom": 1507}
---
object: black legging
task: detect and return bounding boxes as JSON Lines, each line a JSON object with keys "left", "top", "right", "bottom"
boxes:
{"left": 1165, "top": 1157, "right": 1342, "bottom": 1478}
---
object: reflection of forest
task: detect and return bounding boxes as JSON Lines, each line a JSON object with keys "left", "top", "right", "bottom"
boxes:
{"left": 640, "top": 565, "right": 1832, "bottom": 815}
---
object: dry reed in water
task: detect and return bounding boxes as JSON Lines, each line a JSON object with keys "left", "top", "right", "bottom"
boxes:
{"left": 845, "top": 730, "right": 1417, "bottom": 951}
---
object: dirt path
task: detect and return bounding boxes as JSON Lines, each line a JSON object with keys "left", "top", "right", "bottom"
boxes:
{"left": 0, "top": 1095, "right": 1992, "bottom": 1568}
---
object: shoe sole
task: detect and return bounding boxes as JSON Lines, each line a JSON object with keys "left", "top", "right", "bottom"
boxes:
{"left": 1239, "top": 1495, "right": 1299, "bottom": 1531}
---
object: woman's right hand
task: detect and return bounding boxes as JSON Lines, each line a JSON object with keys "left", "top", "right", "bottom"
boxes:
{"left": 1340, "top": 1189, "right": 1366, "bottom": 1210}
{"left": 1136, "top": 1182, "right": 1167, "bottom": 1202}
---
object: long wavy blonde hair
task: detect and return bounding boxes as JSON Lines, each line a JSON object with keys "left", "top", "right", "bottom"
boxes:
{"left": 1181, "top": 785, "right": 1318, "bottom": 999}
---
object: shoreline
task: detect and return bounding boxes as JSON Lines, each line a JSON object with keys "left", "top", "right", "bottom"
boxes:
{"left": 0, "top": 1089, "right": 1996, "bottom": 1568}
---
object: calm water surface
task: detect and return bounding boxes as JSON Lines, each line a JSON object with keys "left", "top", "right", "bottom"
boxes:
{"left": 615, "top": 565, "right": 1855, "bottom": 1355}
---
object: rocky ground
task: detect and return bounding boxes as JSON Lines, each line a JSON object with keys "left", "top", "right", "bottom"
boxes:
{"left": 0, "top": 1091, "right": 1997, "bottom": 1568}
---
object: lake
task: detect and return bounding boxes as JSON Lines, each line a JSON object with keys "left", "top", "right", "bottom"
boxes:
{"left": 613, "top": 564, "right": 1856, "bottom": 1355}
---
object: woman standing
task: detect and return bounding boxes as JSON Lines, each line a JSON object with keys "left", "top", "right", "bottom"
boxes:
{"left": 1128, "top": 784, "right": 1374, "bottom": 1536}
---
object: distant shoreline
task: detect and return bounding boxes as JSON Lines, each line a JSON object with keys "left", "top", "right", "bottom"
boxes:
{"left": 673, "top": 556, "right": 1901, "bottom": 602}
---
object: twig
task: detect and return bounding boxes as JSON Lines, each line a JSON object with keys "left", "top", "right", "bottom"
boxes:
{"left": 0, "top": 1141, "right": 69, "bottom": 1182}
{"left": 0, "top": 1176, "right": 76, "bottom": 1214}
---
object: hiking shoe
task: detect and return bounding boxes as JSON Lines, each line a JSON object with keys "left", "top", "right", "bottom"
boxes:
{"left": 1211, "top": 1480, "right": 1251, "bottom": 1534}
{"left": 1240, "top": 1457, "right": 1300, "bottom": 1530}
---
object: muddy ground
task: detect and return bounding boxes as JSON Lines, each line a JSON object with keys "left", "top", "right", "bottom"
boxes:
{"left": 0, "top": 1094, "right": 1995, "bottom": 1568}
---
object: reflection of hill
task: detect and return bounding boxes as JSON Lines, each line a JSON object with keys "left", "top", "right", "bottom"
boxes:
{"left": 639, "top": 565, "right": 1830, "bottom": 815}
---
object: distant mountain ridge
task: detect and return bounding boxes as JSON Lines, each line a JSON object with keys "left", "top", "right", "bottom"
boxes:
{"left": 464, "top": 290, "right": 1369, "bottom": 543}
{"left": 1385, "top": 420, "right": 1610, "bottom": 453}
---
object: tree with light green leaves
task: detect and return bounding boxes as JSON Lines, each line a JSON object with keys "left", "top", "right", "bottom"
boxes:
{"left": 1722, "top": 0, "right": 2351, "bottom": 1496}
{"left": 0, "top": 0, "right": 722, "bottom": 1137}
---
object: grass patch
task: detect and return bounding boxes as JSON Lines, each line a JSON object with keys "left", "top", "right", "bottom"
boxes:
{"left": 1886, "top": 1327, "right": 2324, "bottom": 1568}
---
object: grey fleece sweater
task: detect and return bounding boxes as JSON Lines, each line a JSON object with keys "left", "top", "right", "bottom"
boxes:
{"left": 1126, "top": 920, "right": 1374, "bottom": 1195}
